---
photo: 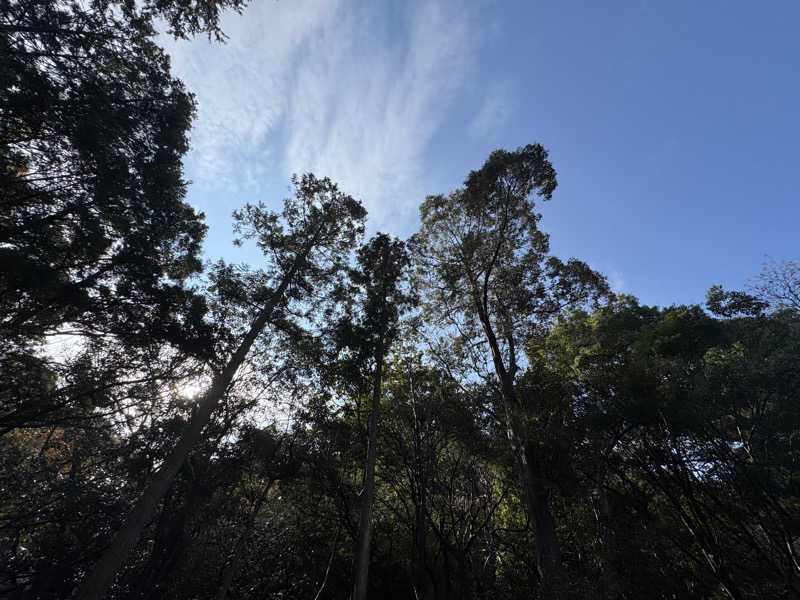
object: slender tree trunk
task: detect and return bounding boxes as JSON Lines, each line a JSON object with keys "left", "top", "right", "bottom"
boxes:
{"left": 352, "top": 345, "right": 383, "bottom": 600}
{"left": 477, "top": 309, "right": 565, "bottom": 596}
{"left": 409, "top": 379, "right": 428, "bottom": 600}
{"left": 132, "top": 482, "right": 193, "bottom": 600}
{"left": 313, "top": 525, "right": 341, "bottom": 600}
{"left": 77, "top": 259, "right": 304, "bottom": 600}
{"left": 501, "top": 397, "right": 564, "bottom": 592}
{"left": 522, "top": 437, "right": 564, "bottom": 592}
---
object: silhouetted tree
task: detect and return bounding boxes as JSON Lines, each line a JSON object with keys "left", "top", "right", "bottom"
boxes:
{"left": 326, "top": 233, "right": 415, "bottom": 600}
{"left": 412, "top": 145, "right": 609, "bottom": 595}
{"left": 78, "top": 175, "right": 365, "bottom": 600}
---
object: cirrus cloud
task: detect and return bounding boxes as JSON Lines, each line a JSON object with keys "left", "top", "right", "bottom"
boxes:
{"left": 161, "top": 0, "right": 480, "bottom": 234}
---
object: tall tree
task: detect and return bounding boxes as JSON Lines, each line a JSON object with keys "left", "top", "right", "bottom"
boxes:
{"left": 1, "top": 0, "right": 265, "bottom": 440}
{"left": 1, "top": 0, "right": 215, "bottom": 359}
{"left": 330, "top": 234, "right": 415, "bottom": 600}
{"left": 78, "top": 175, "right": 366, "bottom": 600}
{"left": 0, "top": 0, "right": 266, "bottom": 469}
{"left": 1, "top": 2, "right": 247, "bottom": 593}
{"left": 412, "top": 145, "right": 608, "bottom": 595}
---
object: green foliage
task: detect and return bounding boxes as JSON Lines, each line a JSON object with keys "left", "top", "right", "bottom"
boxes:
{"left": 327, "top": 233, "right": 415, "bottom": 391}
{"left": 3, "top": 55, "right": 798, "bottom": 600}
{"left": 706, "top": 285, "right": 768, "bottom": 318}
{"left": 1, "top": 0, "right": 212, "bottom": 354}
{"left": 542, "top": 296, "right": 800, "bottom": 597}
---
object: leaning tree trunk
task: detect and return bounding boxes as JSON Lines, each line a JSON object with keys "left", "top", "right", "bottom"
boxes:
{"left": 77, "top": 258, "right": 305, "bottom": 600}
{"left": 352, "top": 344, "right": 383, "bottom": 600}
{"left": 132, "top": 475, "right": 204, "bottom": 600}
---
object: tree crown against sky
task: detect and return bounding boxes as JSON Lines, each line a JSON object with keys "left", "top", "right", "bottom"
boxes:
{"left": 156, "top": 1, "right": 800, "bottom": 309}
{"left": 412, "top": 144, "right": 609, "bottom": 384}
{"left": 2, "top": 2, "right": 799, "bottom": 599}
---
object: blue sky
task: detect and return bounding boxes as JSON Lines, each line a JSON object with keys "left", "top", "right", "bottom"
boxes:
{"left": 161, "top": 0, "right": 799, "bottom": 308}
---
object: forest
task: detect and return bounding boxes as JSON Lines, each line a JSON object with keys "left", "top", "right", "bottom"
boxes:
{"left": 1, "top": 0, "right": 799, "bottom": 599}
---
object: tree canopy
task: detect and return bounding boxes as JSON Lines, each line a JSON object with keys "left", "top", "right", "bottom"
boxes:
{"left": 2, "top": 2, "right": 798, "bottom": 598}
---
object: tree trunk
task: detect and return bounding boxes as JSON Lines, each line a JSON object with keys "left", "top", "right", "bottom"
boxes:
{"left": 352, "top": 346, "right": 383, "bottom": 600}
{"left": 501, "top": 398, "right": 564, "bottom": 593}
{"left": 132, "top": 481, "right": 194, "bottom": 600}
{"left": 77, "top": 259, "right": 303, "bottom": 600}
{"left": 522, "top": 439, "right": 564, "bottom": 593}
{"left": 477, "top": 308, "right": 565, "bottom": 596}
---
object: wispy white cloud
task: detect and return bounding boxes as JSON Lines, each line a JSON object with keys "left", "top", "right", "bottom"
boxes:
{"left": 470, "top": 80, "right": 512, "bottom": 139}
{"left": 161, "top": 0, "right": 475, "bottom": 233}
{"left": 607, "top": 268, "right": 627, "bottom": 295}
{"left": 160, "top": 2, "right": 339, "bottom": 188}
